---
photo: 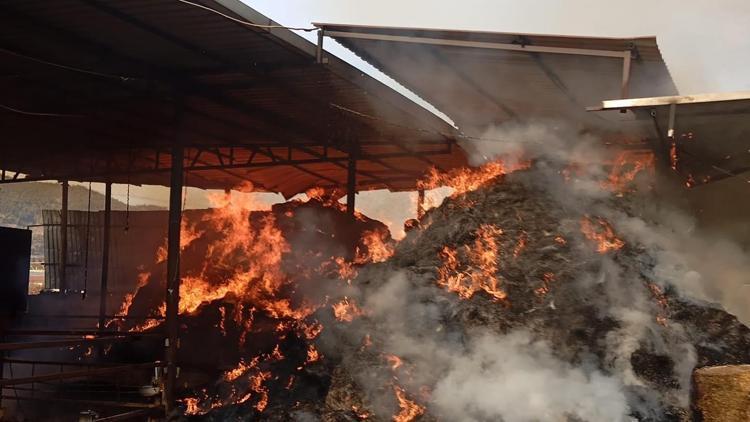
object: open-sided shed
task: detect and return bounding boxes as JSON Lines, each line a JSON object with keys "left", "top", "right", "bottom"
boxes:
{"left": 0, "top": 0, "right": 465, "bottom": 197}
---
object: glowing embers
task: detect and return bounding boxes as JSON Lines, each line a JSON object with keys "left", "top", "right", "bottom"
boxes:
{"left": 534, "top": 272, "right": 557, "bottom": 297}
{"left": 332, "top": 297, "right": 364, "bottom": 322}
{"left": 647, "top": 282, "right": 670, "bottom": 326}
{"left": 183, "top": 397, "right": 201, "bottom": 415}
{"left": 380, "top": 352, "right": 426, "bottom": 422}
{"left": 580, "top": 216, "right": 625, "bottom": 254}
{"left": 436, "top": 224, "right": 507, "bottom": 301}
{"left": 669, "top": 140, "right": 678, "bottom": 171}
{"left": 221, "top": 355, "right": 272, "bottom": 412}
{"left": 601, "top": 151, "right": 655, "bottom": 194}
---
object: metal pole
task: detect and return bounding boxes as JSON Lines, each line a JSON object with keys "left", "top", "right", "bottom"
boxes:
{"left": 417, "top": 189, "right": 425, "bottom": 219}
{"left": 164, "top": 144, "right": 184, "bottom": 412}
{"left": 346, "top": 149, "right": 357, "bottom": 216}
{"left": 667, "top": 103, "right": 677, "bottom": 139}
{"left": 620, "top": 52, "right": 632, "bottom": 99}
{"left": 316, "top": 30, "right": 325, "bottom": 64}
{"left": 98, "top": 182, "right": 112, "bottom": 331}
{"left": 60, "top": 181, "right": 69, "bottom": 292}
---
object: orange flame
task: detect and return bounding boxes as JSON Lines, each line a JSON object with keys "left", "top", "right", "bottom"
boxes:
{"left": 436, "top": 225, "right": 507, "bottom": 301}
{"left": 111, "top": 271, "right": 152, "bottom": 330}
{"left": 385, "top": 354, "right": 403, "bottom": 371}
{"left": 332, "top": 297, "right": 364, "bottom": 322}
{"left": 333, "top": 256, "right": 358, "bottom": 283}
{"left": 419, "top": 159, "right": 528, "bottom": 197}
{"left": 224, "top": 357, "right": 256, "bottom": 382}
{"left": 601, "top": 151, "right": 655, "bottom": 194}
{"left": 183, "top": 397, "right": 201, "bottom": 415}
{"left": 305, "top": 344, "right": 321, "bottom": 364}
{"left": 534, "top": 272, "right": 556, "bottom": 297}
{"left": 355, "top": 230, "right": 395, "bottom": 264}
{"left": 299, "top": 320, "right": 324, "bottom": 340}
{"left": 393, "top": 384, "right": 425, "bottom": 422}
{"left": 580, "top": 216, "right": 625, "bottom": 254}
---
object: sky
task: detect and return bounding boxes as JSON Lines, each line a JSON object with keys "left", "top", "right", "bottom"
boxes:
{"left": 80, "top": 0, "right": 750, "bottom": 235}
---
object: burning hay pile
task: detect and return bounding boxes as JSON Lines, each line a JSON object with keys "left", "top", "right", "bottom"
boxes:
{"left": 322, "top": 167, "right": 750, "bottom": 422}
{"left": 111, "top": 126, "right": 750, "bottom": 421}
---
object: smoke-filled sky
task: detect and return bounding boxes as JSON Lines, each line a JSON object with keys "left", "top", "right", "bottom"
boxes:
{"left": 85, "top": 0, "right": 750, "bottom": 229}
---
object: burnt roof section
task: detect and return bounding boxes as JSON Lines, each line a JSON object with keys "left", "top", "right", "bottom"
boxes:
{"left": 0, "top": 0, "right": 465, "bottom": 197}
{"left": 317, "top": 23, "right": 678, "bottom": 138}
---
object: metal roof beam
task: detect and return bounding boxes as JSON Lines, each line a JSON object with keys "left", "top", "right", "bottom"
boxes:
{"left": 588, "top": 92, "right": 750, "bottom": 111}
{"left": 323, "top": 30, "right": 631, "bottom": 59}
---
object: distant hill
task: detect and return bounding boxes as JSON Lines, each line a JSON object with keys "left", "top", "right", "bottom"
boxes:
{"left": 0, "top": 182, "right": 163, "bottom": 256}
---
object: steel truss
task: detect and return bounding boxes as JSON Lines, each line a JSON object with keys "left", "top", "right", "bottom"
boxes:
{"left": 0, "top": 140, "right": 452, "bottom": 186}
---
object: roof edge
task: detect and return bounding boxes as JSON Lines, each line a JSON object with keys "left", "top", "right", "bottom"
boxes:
{"left": 588, "top": 91, "right": 750, "bottom": 111}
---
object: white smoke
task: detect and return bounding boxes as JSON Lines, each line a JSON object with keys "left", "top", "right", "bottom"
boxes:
{"left": 431, "top": 331, "right": 630, "bottom": 422}
{"left": 350, "top": 271, "right": 633, "bottom": 422}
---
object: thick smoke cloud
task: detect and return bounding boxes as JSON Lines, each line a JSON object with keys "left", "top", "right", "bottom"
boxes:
{"left": 431, "top": 331, "right": 629, "bottom": 422}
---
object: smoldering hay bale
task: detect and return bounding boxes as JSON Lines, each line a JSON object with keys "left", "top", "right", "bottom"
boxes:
{"left": 693, "top": 365, "right": 750, "bottom": 422}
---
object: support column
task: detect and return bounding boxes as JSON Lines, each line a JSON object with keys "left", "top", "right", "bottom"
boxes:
{"left": 98, "top": 182, "right": 112, "bottom": 331}
{"left": 620, "top": 52, "right": 632, "bottom": 99}
{"left": 316, "top": 30, "right": 325, "bottom": 64}
{"left": 417, "top": 189, "right": 425, "bottom": 219}
{"left": 164, "top": 145, "right": 184, "bottom": 412}
{"left": 60, "top": 180, "right": 69, "bottom": 292}
{"left": 346, "top": 149, "right": 357, "bottom": 216}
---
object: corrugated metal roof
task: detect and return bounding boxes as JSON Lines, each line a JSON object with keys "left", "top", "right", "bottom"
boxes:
{"left": 317, "top": 23, "right": 678, "bottom": 138}
{"left": 0, "top": 1, "right": 465, "bottom": 197}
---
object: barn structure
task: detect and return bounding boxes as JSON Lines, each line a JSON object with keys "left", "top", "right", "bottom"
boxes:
{"left": 2, "top": 1, "right": 748, "bottom": 419}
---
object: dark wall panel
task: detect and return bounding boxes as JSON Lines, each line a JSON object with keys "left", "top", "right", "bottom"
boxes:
{"left": 0, "top": 226, "right": 31, "bottom": 317}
